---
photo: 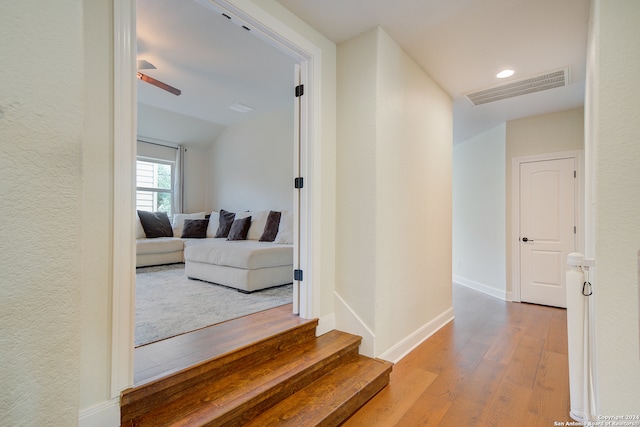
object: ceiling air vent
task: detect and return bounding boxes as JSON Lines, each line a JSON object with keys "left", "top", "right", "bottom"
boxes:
{"left": 465, "top": 68, "right": 570, "bottom": 106}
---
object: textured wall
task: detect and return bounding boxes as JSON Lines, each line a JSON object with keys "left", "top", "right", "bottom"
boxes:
{"left": 588, "top": 0, "right": 640, "bottom": 414}
{"left": 0, "top": 1, "right": 83, "bottom": 425}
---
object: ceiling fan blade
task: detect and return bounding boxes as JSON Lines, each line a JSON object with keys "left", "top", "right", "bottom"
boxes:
{"left": 137, "top": 72, "right": 181, "bottom": 96}
{"left": 137, "top": 59, "right": 157, "bottom": 70}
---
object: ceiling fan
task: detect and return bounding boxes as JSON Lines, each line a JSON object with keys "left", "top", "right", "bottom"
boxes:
{"left": 136, "top": 60, "right": 181, "bottom": 96}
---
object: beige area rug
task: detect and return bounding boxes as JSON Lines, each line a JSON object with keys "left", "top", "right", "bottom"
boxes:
{"left": 135, "top": 263, "right": 292, "bottom": 346}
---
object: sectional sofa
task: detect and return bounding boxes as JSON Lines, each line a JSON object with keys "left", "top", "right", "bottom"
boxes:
{"left": 136, "top": 209, "right": 294, "bottom": 292}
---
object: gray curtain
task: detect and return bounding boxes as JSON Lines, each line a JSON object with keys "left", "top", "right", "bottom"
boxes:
{"left": 173, "top": 145, "right": 185, "bottom": 214}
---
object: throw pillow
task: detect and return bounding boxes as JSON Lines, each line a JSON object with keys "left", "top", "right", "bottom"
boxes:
{"left": 181, "top": 219, "right": 209, "bottom": 238}
{"left": 214, "top": 209, "right": 236, "bottom": 238}
{"left": 275, "top": 211, "right": 294, "bottom": 244}
{"left": 227, "top": 216, "right": 252, "bottom": 241}
{"left": 259, "top": 210, "right": 282, "bottom": 242}
{"left": 172, "top": 212, "right": 206, "bottom": 237}
{"left": 247, "top": 210, "right": 269, "bottom": 240}
{"left": 206, "top": 211, "right": 220, "bottom": 237}
{"left": 137, "top": 210, "right": 173, "bottom": 238}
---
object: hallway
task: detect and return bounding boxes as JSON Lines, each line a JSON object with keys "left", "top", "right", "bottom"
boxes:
{"left": 344, "top": 284, "right": 570, "bottom": 426}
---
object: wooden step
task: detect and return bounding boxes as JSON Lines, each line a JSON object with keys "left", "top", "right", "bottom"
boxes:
{"left": 243, "top": 355, "right": 393, "bottom": 427}
{"left": 141, "top": 331, "right": 361, "bottom": 427}
{"left": 121, "top": 307, "right": 393, "bottom": 427}
{"left": 121, "top": 313, "right": 319, "bottom": 426}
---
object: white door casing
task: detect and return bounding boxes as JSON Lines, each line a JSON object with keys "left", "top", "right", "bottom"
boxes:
{"left": 519, "top": 157, "right": 577, "bottom": 308}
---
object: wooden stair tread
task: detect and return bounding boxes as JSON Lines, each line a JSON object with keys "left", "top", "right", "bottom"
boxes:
{"left": 243, "top": 355, "right": 393, "bottom": 427}
{"left": 129, "top": 330, "right": 362, "bottom": 427}
{"left": 134, "top": 304, "right": 313, "bottom": 385}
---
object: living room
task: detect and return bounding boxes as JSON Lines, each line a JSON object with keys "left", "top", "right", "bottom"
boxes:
{"left": 134, "top": 0, "right": 299, "bottom": 348}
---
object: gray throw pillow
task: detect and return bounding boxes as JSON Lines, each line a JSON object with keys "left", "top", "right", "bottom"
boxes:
{"left": 137, "top": 210, "right": 173, "bottom": 238}
{"left": 215, "top": 209, "right": 236, "bottom": 238}
{"left": 259, "top": 210, "right": 282, "bottom": 242}
{"left": 181, "top": 219, "right": 209, "bottom": 238}
{"left": 227, "top": 216, "right": 252, "bottom": 241}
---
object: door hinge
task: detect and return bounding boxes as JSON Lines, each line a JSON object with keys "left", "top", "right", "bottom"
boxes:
{"left": 294, "top": 269, "right": 303, "bottom": 281}
{"left": 294, "top": 177, "right": 304, "bottom": 189}
{"left": 295, "top": 84, "right": 304, "bottom": 97}
{"left": 574, "top": 226, "right": 577, "bottom": 234}
{"left": 574, "top": 170, "right": 577, "bottom": 178}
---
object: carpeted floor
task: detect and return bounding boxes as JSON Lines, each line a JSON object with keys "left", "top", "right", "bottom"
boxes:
{"left": 135, "top": 263, "right": 293, "bottom": 346}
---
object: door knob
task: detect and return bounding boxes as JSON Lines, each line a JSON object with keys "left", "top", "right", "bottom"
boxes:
{"left": 522, "top": 237, "right": 534, "bottom": 242}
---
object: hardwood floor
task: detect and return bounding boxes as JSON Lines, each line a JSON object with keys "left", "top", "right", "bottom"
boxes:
{"left": 343, "top": 284, "right": 570, "bottom": 426}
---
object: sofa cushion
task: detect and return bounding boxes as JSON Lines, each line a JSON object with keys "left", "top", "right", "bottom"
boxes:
{"left": 184, "top": 239, "right": 293, "bottom": 269}
{"left": 246, "top": 210, "right": 268, "bottom": 240}
{"left": 275, "top": 211, "right": 294, "bottom": 244}
{"left": 227, "top": 216, "right": 252, "bottom": 241}
{"left": 136, "top": 237, "right": 184, "bottom": 255}
{"left": 182, "top": 219, "right": 209, "bottom": 238}
{"left": 206, "top": 211, "right": 220, "bottom": 237}
{"left": 137, "top": 210, "right": 173, "bottom": 238}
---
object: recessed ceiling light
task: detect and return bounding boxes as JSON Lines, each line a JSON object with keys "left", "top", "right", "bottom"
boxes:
{"left": 497, "top": 69, "right": 515, "bottom": 79}
{"left": 228, "top": 103, "right": 255, "bottom": 113}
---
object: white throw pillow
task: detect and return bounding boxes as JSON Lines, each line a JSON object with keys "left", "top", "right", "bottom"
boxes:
{"left": 206, "top": 211, "right": 220, "bottom": 237}
{"left": 135, "top": 213, "right": 146, "bottom": 239}
{"left": 172, "top": 212, "right": 206, "bottom": 237}
{"left": 247, "top": 210, "right": 269, "bottom": 240}
{"left": 275, "top": 211, "right": 294, "bottom": 244}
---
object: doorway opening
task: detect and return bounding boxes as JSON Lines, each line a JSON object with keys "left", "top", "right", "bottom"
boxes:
{"left": 112, "top": 0, "right": 317, "bottom": 395}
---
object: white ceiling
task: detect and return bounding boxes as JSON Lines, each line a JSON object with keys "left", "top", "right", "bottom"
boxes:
{"left": 137, "top": 0, "right": 590, "bottom": 145}
{"left": 136, "top": 0, "right": 296, "bottom": 134}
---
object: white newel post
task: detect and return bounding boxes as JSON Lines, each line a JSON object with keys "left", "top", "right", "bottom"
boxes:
{"left": 566, "top": 252, "right": 595, "bottom": 423}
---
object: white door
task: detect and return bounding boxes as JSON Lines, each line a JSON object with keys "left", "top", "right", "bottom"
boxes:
{"left": 520, "top": 158, "right": 576, "bottom": 308}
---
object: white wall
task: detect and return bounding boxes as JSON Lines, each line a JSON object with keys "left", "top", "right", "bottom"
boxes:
{"left": 207, "top": 107, "right": 294, "bottom": 212}
{"left": 337, "top": 26, "right": 453, "bottom": 359}
{"left": 453, "top": 124, "right": 507, "bottom": 299}
{"left": 0, "top": 1, "right": 84, "bottom": 425}
{"left": 138, "top": 103, "right": 226, "bottom": 149}
{"left": 587, "top": 0, "right": 640, "bottom": 415}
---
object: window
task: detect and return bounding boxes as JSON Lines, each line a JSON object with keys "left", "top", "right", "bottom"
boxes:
{"left": 136, "top": 158, "right": 174, "bottom": 214}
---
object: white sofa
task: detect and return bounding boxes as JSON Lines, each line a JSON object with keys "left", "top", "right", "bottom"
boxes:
{"left": 136, "top": 210, "right": 294, "bottom": 292}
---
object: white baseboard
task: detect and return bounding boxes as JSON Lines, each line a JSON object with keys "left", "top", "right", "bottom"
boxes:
{"left": 453, "top": 275, "right": 509, "bottom": 301}
{"left": 378, "top": 307, "right": 455, "bottom": 364}
{"left": 79, "top": 398, "right": 120, "bottom": 427}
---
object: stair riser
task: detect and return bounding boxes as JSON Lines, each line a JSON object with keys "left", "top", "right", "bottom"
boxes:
{"left": 121, "top": 323, "right": 317, "bottom": 425}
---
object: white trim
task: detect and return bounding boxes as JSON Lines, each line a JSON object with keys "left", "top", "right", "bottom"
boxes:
{"left": 112, "top": 0, "right": 136, "bottom": 397}
{"left": 510, "top": 150, "right": 584, "bottom": 303}
{"left": 78, "top": 398, "right": 120, "bottom": 427}
{"left": 453, "top": 275, "right": 509, "bottom": 301}
{"left": 378, "top": 307, "right": 455, "bottom": 364}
